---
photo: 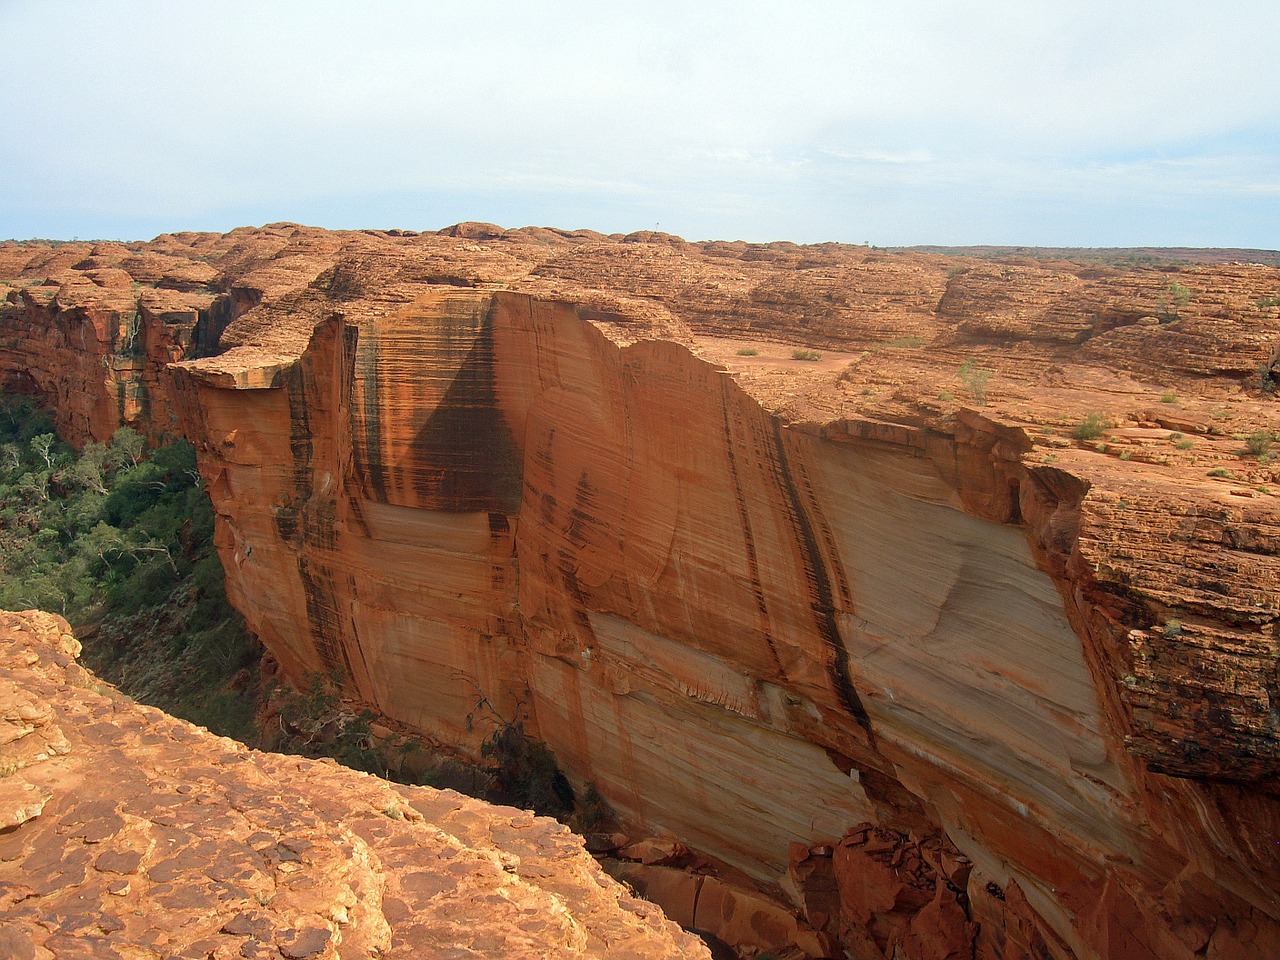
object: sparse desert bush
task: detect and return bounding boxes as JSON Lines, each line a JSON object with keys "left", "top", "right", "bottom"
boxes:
{"left": 1072, "top": 413, "right": 1110, "bottom": 440}
{"left": 1257, "top": 363, "right": 1276, "bottom": 393}
{"left": 1175, "top": 439, "right": 1194, "bottom": 450}
{"left": 1162, "top": 619, "right": 1183, "bottom": 637}
{"left": 1158, "top": 281, "right": 1192, "bottom": 321}
{"left": 577, "top": 782, "right": 612, "bottom": 832}
{"left": 1245, "top": 430, "right": 1273, "bottom": 457}
{"left": 1159, "top": 390, "right": 1178, "bottom": 403}
{"left": 482, "top": 719, "right": 576, "bottom": 819}
{"left": 957, "top": 359, "right": 992, "bottom": 405}
{"left": 792, "top": 349, "right": 821, "bottom": 361}
{"left": 735, "top": 347, "right": 759, "bottom": 356}
{"left": 1207, "top": 467, "right": 1235, "bottom": 478}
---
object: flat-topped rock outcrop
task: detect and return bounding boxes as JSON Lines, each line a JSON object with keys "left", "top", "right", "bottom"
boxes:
{"left": 2, "top": 226, "right": 1279, "bottom": 959}
{"left": 0, "top": 609, "right": 708, "bottom": 959}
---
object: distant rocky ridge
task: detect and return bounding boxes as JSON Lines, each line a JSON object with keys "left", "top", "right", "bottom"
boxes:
{"left": 2, "top": 224, "right": 1279, "bottom": 959}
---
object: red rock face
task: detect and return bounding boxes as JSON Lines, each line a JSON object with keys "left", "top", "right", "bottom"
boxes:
{"left": 0, "top": 610, "right": 708, "bottom": 959}
{"left": 3, "top": 226, "right": 1280, "bottom": 959}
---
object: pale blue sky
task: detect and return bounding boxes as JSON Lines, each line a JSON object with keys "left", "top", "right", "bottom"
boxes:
{"left": 2, "top": 1, "right": 1277, "bottom": 246}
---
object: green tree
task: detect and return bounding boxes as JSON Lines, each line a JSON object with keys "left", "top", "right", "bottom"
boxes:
{"left": 110, "top": 426, "right": 146, "bottom": 468}
{"left": 31, "top": 433, "right": 55, "bottom": 468}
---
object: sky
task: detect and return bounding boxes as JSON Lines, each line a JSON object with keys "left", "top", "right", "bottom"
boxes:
{"left": 2, "top": 1, "right": 1278, "bottom": 247}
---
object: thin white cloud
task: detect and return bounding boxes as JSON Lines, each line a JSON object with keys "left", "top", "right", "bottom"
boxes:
{"left": 822, "top": 149, "right": 933, "bottom": 166}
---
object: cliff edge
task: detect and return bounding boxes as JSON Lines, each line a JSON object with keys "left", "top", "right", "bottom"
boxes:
{"left": 0, "top": 609, "right": 709, "bottom": 959}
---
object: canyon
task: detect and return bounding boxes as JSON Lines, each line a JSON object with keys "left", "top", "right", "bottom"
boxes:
{"left": 2, "top": 224, "right": 1279, "bottom": 959}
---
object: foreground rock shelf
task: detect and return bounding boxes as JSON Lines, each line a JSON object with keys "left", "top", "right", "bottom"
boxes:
{"left": 0, "top": 610, "right": 708, "bottom": 959}
{"left": 3, "top": 225, "right": 1279, "bottom": 958}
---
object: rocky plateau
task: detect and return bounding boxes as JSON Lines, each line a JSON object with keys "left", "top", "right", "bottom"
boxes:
{"left": 0, "top": 609, "right": 707, "bottom": 959}
{"left": 2, "top": 223, "right": 1279, "bottom": 959}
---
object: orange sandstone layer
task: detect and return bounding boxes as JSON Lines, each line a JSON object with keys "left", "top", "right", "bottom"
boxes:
{"left": 0, "top": 609, "right": 709, "bottom": 960}
{"left": 3, "top": 225, "right": 1279, "bottom": 959}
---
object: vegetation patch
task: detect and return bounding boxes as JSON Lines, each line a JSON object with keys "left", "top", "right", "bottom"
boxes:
{"left": 1257, "top": 363, "right": 1276, "bottom": 393}
{"left": 735, "top": 347, "right": 759, "bottom": 356}
{"left": 1072, "top": 413, "right": 1110, "bottom": 441}
{"left": 259, "top": 671, "right": 425, "bottom": 777}
{"left": 482, "top": 719, "right": 577, "bottom": 819}
{"left": 1157, "top": 281, "right": 1192, "bottom": 321}
{"left": 957, "top": 359, "right": 992, "bottom": 405}
{"left": 1245, "top": 430, "right": 1273, "bottom": 458}
{"left": 791, "top": 348, "right": 821, "bottom": 361}
{"left": 0, "top": 393, "right": 262, "bottom": 742}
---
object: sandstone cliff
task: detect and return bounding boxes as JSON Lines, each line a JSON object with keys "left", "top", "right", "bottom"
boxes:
{"left": 3, "top": 226, "right": 1279, "bottom": 959}
{"left": 0, "top": 609, "right": 709, "bottom": 959}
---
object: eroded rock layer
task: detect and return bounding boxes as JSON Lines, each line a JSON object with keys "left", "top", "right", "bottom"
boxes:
{"left": 0, "top": 609, "right": 708, "bottom": 960}
{"left": 3, "top": 226, "right": 1279, "bottom": 959}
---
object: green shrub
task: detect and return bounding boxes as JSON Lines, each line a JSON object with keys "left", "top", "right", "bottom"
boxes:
{"left": 1245, "top": 430, "right": 1273, "bottom": 457}
{"left": 482, "top": 720, "right": 575, "bottom": 819}
{"left": 735, "top": 347, "right": 759, "bottom": 356}
{"left": 1072, "top": 413, "right": 1110, "bottom": 440}
{"left": 1258, "top": 364, "right": 1276, "bottom": 393}
{"left": 958, "top": 359, "right": 992, "bottom": 405}
{"left": 791, "top": 349, "right": 821, "bottom": 361}
{"left": 1158, "top": 281, "right": 1192, "bottom": 320}
{"left": 1207, "top": 467, "right": 1234, "bottom": 478}
{"left": 577, "top": 781, "right": 612, "bottom": 831}
{"left": 104, "top": 556, "right": 180, "bottom": 613}
{"left": 1159, "top": 391, "right": 1177, "bottom": 403}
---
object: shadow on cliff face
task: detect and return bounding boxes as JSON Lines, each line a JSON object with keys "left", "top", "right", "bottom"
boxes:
{"left": 387, "top": 307, "right": 523, "bottom": 513}
{"left": 691, "top": 930, "right": 738, "bottom": 960}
